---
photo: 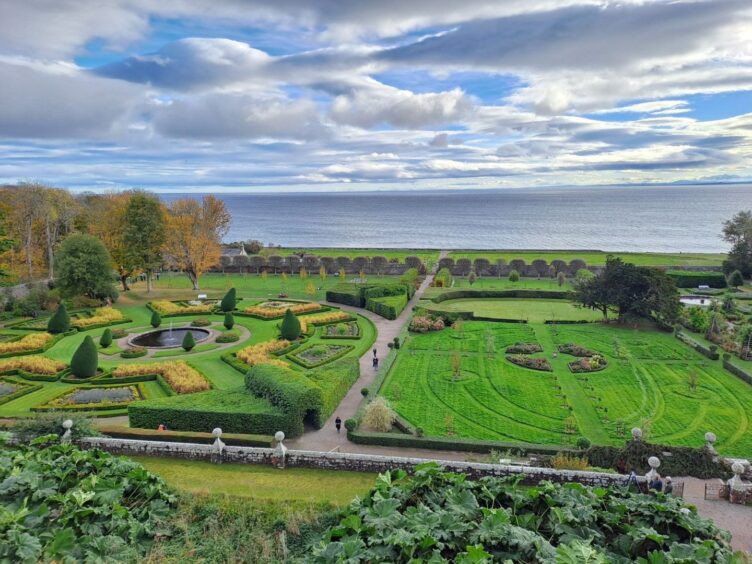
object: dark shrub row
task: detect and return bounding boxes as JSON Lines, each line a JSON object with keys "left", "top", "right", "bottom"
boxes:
{"left": 666, "top": 271, "right": 727, "bottom": 288}
{"left": 675, "top": 331, "right": 720, "bottom": 360}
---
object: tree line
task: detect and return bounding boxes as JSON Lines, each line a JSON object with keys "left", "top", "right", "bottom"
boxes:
{"left": 0, "top": 183, "right": 230, "bottom": 292}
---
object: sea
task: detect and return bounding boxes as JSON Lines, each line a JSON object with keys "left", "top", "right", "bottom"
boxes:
{"left": 159, "top": 183, "right": 752, "bottom": 252}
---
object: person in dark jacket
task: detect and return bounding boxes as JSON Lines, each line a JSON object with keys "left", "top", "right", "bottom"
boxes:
{"left": 335, "top": 416, "right": 342, "bottom": 433}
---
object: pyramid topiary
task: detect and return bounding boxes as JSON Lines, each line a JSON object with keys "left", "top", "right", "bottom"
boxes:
{"left": 224, "top": 312, "right": 235, "bottom": 330}
{"left": 71, "top": 335, "right": 98, "bottom": 378}
{"left": 280, "top": 308, "right": 301, "bottom": 340}
{"left": 220, "top": 288, "right": 237, "bottom": 312}
{"left": 182, "top": 330, "right": 196, "bottom": 351}
{"left": 47, "top": 303, "right": 71, "bottom": 334}
{"left": 151, "top": 310, "right": 161, "bottom": 328}
{"left": 99, "top": 328, "right": 113, "bottom": 348}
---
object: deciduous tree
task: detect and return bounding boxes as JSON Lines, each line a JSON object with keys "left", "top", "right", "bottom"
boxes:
{"left": 54, "top": 234, "right": 114, "bottom": 299}
{"left": 722, "top": 210, "right": 752, "bottom": 276}
{"left": 123, "top": 192, "right": 165, "bottom": 293}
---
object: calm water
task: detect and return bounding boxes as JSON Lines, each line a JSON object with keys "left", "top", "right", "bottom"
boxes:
{"left": 160, "top": 184, "right": 751, "bottom": 252}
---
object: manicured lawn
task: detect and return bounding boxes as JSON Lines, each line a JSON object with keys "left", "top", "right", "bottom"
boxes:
{"left": 426, "top": 298, "right": 607, "bottom": 322}
{"left": 448, "top": 250, "right": 724, "bottom": 267}
{"left": 133, "top": 456, "right": 375, "bottom": 504}
{"left": 379, "top": 320, "right": 752, "bottom": 456}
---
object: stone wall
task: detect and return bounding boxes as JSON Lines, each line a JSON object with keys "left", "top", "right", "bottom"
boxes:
{"left": 78, "top": 437, "right": 635, "bottom": 487}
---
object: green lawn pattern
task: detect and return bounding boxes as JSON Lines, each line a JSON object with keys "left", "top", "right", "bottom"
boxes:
{"left": 426, "top": 298, "right": 607, "bottom": 322}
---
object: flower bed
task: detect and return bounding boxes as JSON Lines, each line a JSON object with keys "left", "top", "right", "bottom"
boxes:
{"left": 216, "top": 331, "right": 240, "bottom": 343}
{"left": 0, "top": 356, "right": 66, "bottom": 376}
{"left": 39, "top": 385, "right": 142, "bottom": 410}
{"left": 243, "top": 301, "right": 323, "bottom": 318}
{"left": 569, "top": 355, "right": 608, "bottom": 373}
{"left": 323, "top": 321, "right": 360, "bottom": 338}
{"left": 235, "top": 339, "right": 290, "bottom": 368}
{"left": 120, "top": 347, "right": 147, "bottom": 359}
{"left": 409, "top": 316, "right": 445, "bottom": 333}
{"left": 506, "top": 354, "right": 552, "bottom": 372}
{"left": 72, "top": 307, "right": 126, "bottom": 329}
{"left": 288, "top": 343, "right": 353, "bottom": 368}
{"left": 190, "top": 318, "right": 212, "bottom": 327}
{"left": 298, "top": 311, "right": 352, "bottom": 333}
{"left": 113, "top": 361, "right": 210, "bottom": 394}
{"left": 0, "top": 377, "right": 41, "bottom": 406}
{"left": 111, "top": 328, "right": 128, "bottom": 339}
{"left": 149, "top": 300, "right": 214, "bottom": 315}
{"left": 505, "top": 342, "right": 543, "bottom": 354}
{"left": 558, "top": 343, "right": 598, "bottom": 357}
{"left": 0, "top": 333, "right": 54, "bottom": 356}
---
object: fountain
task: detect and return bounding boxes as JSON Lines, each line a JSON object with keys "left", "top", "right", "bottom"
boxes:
{"left": 129, "top": 327, "right": 210, "bottom": 348}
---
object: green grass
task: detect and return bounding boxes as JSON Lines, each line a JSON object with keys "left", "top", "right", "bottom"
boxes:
{"left": 152, "top": 342, "right": 221, "bottom": 358}
{"left": 380, "top": 320, "right": 752, "bottom": 457}
{"left": 132, "top": 456, "right": 375, "bottom": 504}
{"left": 426, "top": 298, "right": 608, "bottom": 322}
{"left": 448, "top": 250, "right": 725, "bottom": 267}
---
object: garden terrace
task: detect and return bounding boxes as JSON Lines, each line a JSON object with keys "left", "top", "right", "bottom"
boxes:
{"left": 376, "top": 319, "right": 752, "bottom": 456}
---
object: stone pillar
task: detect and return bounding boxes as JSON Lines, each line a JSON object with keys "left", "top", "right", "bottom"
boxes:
{"left": 704, "top": 432, "right": 717, "bottom": 457}
{"left": 61, "top": 419, "right": 73, "bottom": 444}
{"left": 727, "top": 462, "right": 749, "bottom": 504}
{"left": 274, "top": 431, "right": 287, "bottom": 469}
{"left": 212, "top": 428, "right": 225, "bottom": 463}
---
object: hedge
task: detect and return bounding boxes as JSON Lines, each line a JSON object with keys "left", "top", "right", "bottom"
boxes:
{"left": 723, "top": 359, "right": 752, "bottom": 386}
{"left": 305, "top": 358, "right": 360, "bottom": 423}
{"left": 3, "top": 367, "right": 68, "bottom": 383}
{"left": 675, "top": 331, "right": 720, "bottom": 360}
{"left": 33, "top": 383, "right": 148, "bottom": 412}
{"left": 244, "top": 364, "right": 322, "bottom": 436}
{"left": 286, "top": 344, "right": 354, "bottom": 369}
{"left": 327, "top": 283, "right": 411, "bottom": 310}
{"left": 0, "top": 378, "right": 42, "bottom": 406}
{"left": 129, "top": 387, "right": 289, "bottom": 435}
{"left": 366, "top": 293, "right": 408, "bottom": 320}
{"left": 98, "top": 424, "right": 274, "bottom": 447}
{"left": 325, "top": 285, "right": 362, "bottom": 307}
{"left": 430, "top": 289, "right": 572, "bottom": 303}
{"left": 347, "top": 430, "right": 575, "bottom": 456}
{"left": 666, "top": 271, "right": 727, "bottom": 289}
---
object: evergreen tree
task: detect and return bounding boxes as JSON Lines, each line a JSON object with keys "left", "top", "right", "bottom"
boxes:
{"left": 728, "top": 270, "right": 744, "bottom": 288}
{"left": 151, "top": 310, "right": 161, "bottom": 328}
{"left": 71, "top": 336, "right": 98, "bottom": 378}
{"left": 280, "top": 308, "right": 301, "bottom": 340}
{"left": 220, "top": 288, "right": 237, "bottom": 312}
{"left": 182, "top": 330, "right": 196, "bottom": 351}
{"left": 99, "top": 328, "right": 113, "bottom": 348}
{"left": 47, "top": 303, "right": 71, "bottom": 334}
{"left": 224, "top": 312, "right": 235, "bottom": 330}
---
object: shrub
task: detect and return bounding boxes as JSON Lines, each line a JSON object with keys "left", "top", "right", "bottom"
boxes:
{"left": 433, "top": 267, "right": 453, "bottom": 288}
{"left": 224, "top": 312, "right": 235, "bottom": 330}
{"left": 344, "top": 418, "right": 357, "bottom": 432}
{"left": 409, "top": 315, "right": 445, "bottom": 333}
{"left": 99, "top": 328, "right": 113, "bottom": 348}
{"left": 280, "top": 309, "right": 301, "bottom": 340}
{"left": 220, "top": 287, "right": 237, "bottom": 311}
{"left": 361, "top": 387, "right": 369, "bottom": 397}
{"left": 392, "top": 336, "right": 400, "bottom": 349}
{"left": 0, "top": 356, "right": 66, "bottom": 375}
{"left": 70, "top": 335, "right": 98, "bottom": 378}
{"left": 508, "top": 269, "right": 520, "bottom": 282}
{"left": 666, "top": 271, "right": 727, "bottom": 289}
{"left": 111, "top": 328, "right": 127, "bottom": 339}
{"left": 305, "top": 359, "right": 359, "bottom": 420}
{"left": 0, "top": 332, "right": 54, "bottom": 356}
{"left": 216, "top": 332, "right": 239, "bottom": 343}
{"left": 557, "top": 271, "right": 566, "bottom": 287}
{"left": 72, "top": 307, "right": 125, "bottom": 328}
{"left": 728, "top": 270, "right": 744, "bottom": 288}
{"left": 236, "top": 339, "right": 290, "bottom": 368}
{"left": 362, "top": 397, "right": 396, "bottom": 432}
{"left": 47, "top": 303, "right": 70, "bottom": 333}
{"left": 576, "top": 436, "right": 592, "bottom": 450}
{"left": 190, "top": 318, "right": 211, "bottom": 327}
{"left": 551, "top": 453, "right": 589, "bottom": 470}
{"left": 120, "top": 347, "right": 147, "bottom": 359}
{"left": 182, "top": 331, "right": 195, "bottom": 351}
{"left": 151, "top": 310, "right": 161, "bottom": 328}
{"left": 415, "top": 427, "right": 424, "bottom": 437}
{"left": 114, "top": 361, "right": 210, "bottom": 394}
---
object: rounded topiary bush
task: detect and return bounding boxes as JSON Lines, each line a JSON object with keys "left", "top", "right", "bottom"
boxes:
{"left": 224, "top": 312, "right": 235, "bottom": 330}
{"left": 99, "top": 328, "right": 113, "bottom": 348}
{"left": 576, "top": 436, "right": 592, "bottom": 450}
{"left": 182, "top": 330, "right": 195, "bottom": 351}
{"left": 71, "top": 335, "right": 98, "bottom": 378}
{"left": 509, "top": 269, "right": 520, "bottom": 282}
{"left": 47, "top": 303, "right": 71, "bottom": 334}
{"left": 344, "top": 418, "right": 357, "bottom": 432}
{"left": 150, "top": 310, "right": 161, "bottom": 328}
{"left": 280, "top": 308, "right": 301, "bottom": 340}
{"left": 361, "top": 387, "right": 370, "bottom": 397}
{"left": 220, "top": 288, "right": 237, "bottom": 312}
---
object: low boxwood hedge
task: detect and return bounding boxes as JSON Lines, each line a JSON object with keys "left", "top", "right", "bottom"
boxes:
{"left": 129, "top": 387, "right": 289, "bottom": 435}
{"left": 98, "top": 424, "right": 274, "bottom": 447}
{"left": 286, "top": 343, "right": 354, "bottom": 369}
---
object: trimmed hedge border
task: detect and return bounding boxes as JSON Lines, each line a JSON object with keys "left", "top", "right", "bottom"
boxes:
{"left": 98, "top": 425, "right": 274, "bottom": 447}
{"left": 430, "top": 289, "right": 572, "bottom": 303}
{"left": 675, "top": 331, "right": 720, "bottom": 360}
{"left": 723, "top": 359, "right": 752, "bottom": 386}
{"left": 0, "top": 332, "right": 69, "bottom": 359}
{"left": 286, "top": 343, "right": 354, "bottom": 369}
{"left": 0, "top": 377, "right": 43, "bottom": 406}
{"left": 32, "top": 382, "right": 148, "bottom": 412}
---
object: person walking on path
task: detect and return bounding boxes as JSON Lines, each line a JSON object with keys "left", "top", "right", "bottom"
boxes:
{"left": 335, "top": 416, "right": 342, "bottom": 433}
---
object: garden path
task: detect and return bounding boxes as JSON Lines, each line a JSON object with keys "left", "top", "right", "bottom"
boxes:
{"left": 286, "top": 250, "right": 448, "bottom": 452}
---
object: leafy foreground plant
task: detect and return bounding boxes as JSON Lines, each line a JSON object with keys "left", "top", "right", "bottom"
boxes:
{"left": 0, "top": 438, "right": 176, "bottom": 562}
{"left": 309, "top": 463, "right": 733, "bottom": 563}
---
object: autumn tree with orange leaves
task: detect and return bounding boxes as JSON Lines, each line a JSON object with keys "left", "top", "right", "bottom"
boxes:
{"left": 165, "top": 195, "right": 230, "bottom": 290}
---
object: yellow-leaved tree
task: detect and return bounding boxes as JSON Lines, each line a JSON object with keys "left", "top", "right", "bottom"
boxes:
{"left": 165, "top": 195, "right": 230, "bottom": 290}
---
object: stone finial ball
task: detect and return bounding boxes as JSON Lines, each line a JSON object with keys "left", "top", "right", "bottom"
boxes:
{"left": 704, "top": 432, "right": 716, "bottom": 443}
{"left": 62, "top": 419, "right": 73, "bottom": 430}
{"left": 680, "top": 508, "right": 691, "bottom": 516}
{"left": 732, "top": 462, "right": 744, "bottom": 476}
{"left": 212, "top": 428, "right": 222, "bottom": 438}
{"left": 275, "top": 431, "right": 285, "bottom": 442}
{"left": 648, "top": 456, "right": 660, "bottom": 469}
{"left": 631, "top": 427, "right": 642, "bottom": 439}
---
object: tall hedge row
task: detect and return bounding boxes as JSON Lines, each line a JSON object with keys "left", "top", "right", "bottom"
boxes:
{"left": 306, "top": 358, "right": 360, "bottom": 421}
{"left": 366, "top": 294, "right": 408, "bottom": 320}
{"left": 244, "top": 364, "right": 323, "bottom": 436}
{"left": 666, "top": 271, "right": 727, "bottom": 289}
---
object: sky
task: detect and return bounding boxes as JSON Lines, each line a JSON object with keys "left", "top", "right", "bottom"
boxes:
{"left": 1, "top": 0, "right": 751, "bottom": 193}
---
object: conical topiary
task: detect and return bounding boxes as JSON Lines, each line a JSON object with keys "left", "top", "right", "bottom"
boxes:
{"left": 99, "top": 328, "right": 113, "bottom": 348}
{"left": 47, "top": 303, "right": 71, "bottom": 334}
{"left": 151, "top": 310, "right": 161, "bottom": 328}
{"left": 224, "top": 312, "right": 235, "bottom": 330}
{"left": 220, "top": 288, "right": 237, "bottom": 312}
{"left": 182, "top": 330, "right": 195, "bottom": 351}
{"left": 280, "top": 308, "right": 301, "bottom": 340}
{"left": 71, "top": 335, "right": 98, "bottom": 378}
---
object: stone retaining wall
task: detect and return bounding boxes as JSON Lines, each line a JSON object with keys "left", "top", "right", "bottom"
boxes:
{"left": 78, "top": 437, "right": 636, "bottom": 487}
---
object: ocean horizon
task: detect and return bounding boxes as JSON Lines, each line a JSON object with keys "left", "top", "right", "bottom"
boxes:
{"left": 159, "top": 183, "right": 750, "bottom": 253}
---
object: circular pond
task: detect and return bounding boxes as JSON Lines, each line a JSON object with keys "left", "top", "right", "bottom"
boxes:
{"left": 129, "top": 328, "right": 210, "bottom": 349}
